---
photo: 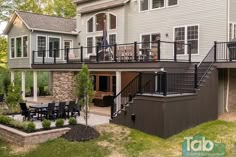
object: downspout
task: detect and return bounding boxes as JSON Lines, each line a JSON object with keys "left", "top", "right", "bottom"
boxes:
{"left": 226, "top": 0, "right": 230, "bottom": 112}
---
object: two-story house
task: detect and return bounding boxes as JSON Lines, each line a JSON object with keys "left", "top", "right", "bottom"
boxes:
{"left": 3, "top": 0, "right": 236, "bottom": 138}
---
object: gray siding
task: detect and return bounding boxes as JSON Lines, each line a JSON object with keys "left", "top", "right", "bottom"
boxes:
{"left": 8, "top": 16, "right": 31, "bottom": 69}
{"left": 78, "top": 0, "right": 228, "bottom": 62}
{"left": 31, "top": 31, "right": 77, "bottom": 64}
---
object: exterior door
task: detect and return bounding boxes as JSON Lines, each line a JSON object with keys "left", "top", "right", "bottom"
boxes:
{"left": 64, "top": 40, "right": 72, "bottom": 60}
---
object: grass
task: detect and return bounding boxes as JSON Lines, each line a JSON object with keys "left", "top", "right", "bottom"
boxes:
{"left": 0, "top": 120, "right": 236, "bottom": 157}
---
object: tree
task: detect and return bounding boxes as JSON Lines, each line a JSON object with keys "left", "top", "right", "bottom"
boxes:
{"left": 6, "top": 83, "right": 23, "bottom": 113}
{"left": 75, "top": 64, "right": 95, "bottom": 127}
{"left": 52, "top": 0, "right": 76, "bottom": 18}
{"left": 0, "top": 36, "right": 7, "bottom": 69}
{"left": 0, "top": 0, "right": 15, "bottom": 22}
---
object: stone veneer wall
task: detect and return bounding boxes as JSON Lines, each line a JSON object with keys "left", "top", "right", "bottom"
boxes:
{"left": 0, "top": 124, "right": 70, "bottom": 146}
{"left": 52, "top": 71, "right": 76, "bottom": 101}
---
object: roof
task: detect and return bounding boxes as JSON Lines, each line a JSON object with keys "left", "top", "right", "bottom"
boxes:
{"left": 74, "top": 0, "right": 92, "bottom": 5}
{"left": 4, "top": 11, "right": 77, "bottom": 35}
{"left": 79, "top": 0, "right": 130, "bottom": 14}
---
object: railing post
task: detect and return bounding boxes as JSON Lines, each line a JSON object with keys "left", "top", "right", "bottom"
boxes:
{"left": 114, "top": 44, "right": 117, "bottom": 62}
{"left": 194, "top": 64, "right": 198, "bottom": 88}
{"left": 54, "top": 49, "right": 56, "bottom": 64}
{"left": 96, "top": 44, "right": 99, "bottom": 63}
{"left": 174, "top": 41, "right": 177, "bottom": 61}
{"left": 32, "top": 50, "right": 35, "bottom": 64}
{"left": 42, "top": 50, "right": 45, "bottom": 64}
{"left": 66, "top": 48, "right": 69, "bottom": 63}
{"left": 111, "top": 101, "right": 114, "bottom": 119}
{"left": 138, "top": 72, "right": 142, "bottom": 94}
{"left": 162, "top": 72, "right": 167, "bottom": 96}
{"left": 158, "top": 40, "right": 161, "bottom": 61}
{"left": 134, "top": 42, "right": 137, "bottom": 62}
{"left": 214, "top": 41, "right": 217, "bottom": 62}
{"left": 80, "top": 46, "right": 83, "bottom": 63}
{"left": 188, "top": 42, "right": 192, "bottom": 63}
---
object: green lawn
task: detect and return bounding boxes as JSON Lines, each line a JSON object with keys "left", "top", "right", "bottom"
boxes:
{"left": 0, "top": 120, "right": 236, "bottom": 157}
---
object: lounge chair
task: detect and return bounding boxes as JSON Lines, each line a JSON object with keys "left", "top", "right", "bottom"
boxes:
{"left": 19, "top": 103, "right": 36, "bottom": 121}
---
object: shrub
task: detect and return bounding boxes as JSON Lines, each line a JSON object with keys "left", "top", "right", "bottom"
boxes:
{"left": 0, "top": 115, "right": 13, "bottom": 125}
{"left": 69, "top": 117, "right": 77, "bottom": 125}
{"left": 42, "top": 119, "right": 51, "bottom": 130}
{"left": 55, "top": 119, "right": 64, "bottom": 128}
{"left": 26, "top": 122, "right": 36, "bottom": 132}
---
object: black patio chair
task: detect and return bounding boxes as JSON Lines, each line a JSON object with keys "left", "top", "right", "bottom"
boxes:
{"left": 42, "top": 103, "right": 56, "bottom": 120}
{"left": 56, "top": 102, "right": 66, "bottom": 119}
{"left": 66, "top": 101, "right": 78, "bottom": 118}
{"left": 19, "top": 103, "right": 36, "bottom": 121}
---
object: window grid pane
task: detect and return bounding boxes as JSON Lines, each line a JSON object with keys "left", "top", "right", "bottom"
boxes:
{"left": 16, "top": 37, "right": 22, "bottom": 57}
{"left": 168, "top": 0, "right": 178, "bottom": 6}
{"left": 140, "top": 0, "right": 149, "bottom": 11}
{"left": 87, "top": 37, "right": 93, "bottom": 54}
{"left": 142, "top": 35, "right": 151, "bottom": 48}
{"left": 87, "top": 18, "right": 93, "bottom": 32}
{"left": 109, "top": 34, "right": 116, "bottom": 45}
{"left": 96, "top": 13, "right": 106, "bottom": 31}
{"left": 110, "top": 14, "right": 116, "bottom": 29}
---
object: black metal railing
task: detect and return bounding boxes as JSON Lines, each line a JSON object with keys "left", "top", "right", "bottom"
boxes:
{"left": 111, "top": 71, "right": 197, "bottom": 119}
{"left": 32, "top": 41, "right": 193, "bottom": 65}
{"left": 197, "top": 46, "right": 215, "bottom": 86}
{"left": 215, "top": 41, "right": 236, "bottom": 62}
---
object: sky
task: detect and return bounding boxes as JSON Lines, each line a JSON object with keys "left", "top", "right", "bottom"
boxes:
{"left": 0, "top": 22, "right": 7, "bottom": 35}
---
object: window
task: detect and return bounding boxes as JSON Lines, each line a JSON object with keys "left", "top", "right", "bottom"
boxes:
{"left": 64, "top": 40, "right": 72, "bottom": 60}
{"left": 140, "top": 0, "right": 149, "bottom": 11}
{"left": 49, "top": 37, "right": 60, "bottom": 58}
{"left": 140, "top": 0, "right": 178, "bottom": 11}
{"left": 229, "top": 23, "right": 236, "bottom": 41}
{"left": 16, "top": 37, "right": 22, "bottom": 57}
{"left": 168, "top": 0, "right": 177, "bottom": 6}
{"left": 152, "top": 0, "right": 164, "bottom": 9}
{"left": 23, "top": 36, "right": 27, "bottom": 57}
{"left": 110, "top": 14, "right": 116, "bottom": 29}
{"left": 87, "top": 17, "right": 93, "bottom": 32}
{"left": 109, "top": 34, "right": 116, "bottom": 45}
{"left": 87, "top": 13, "right": 116, "bottom": 33}
{"left": 37, "top": 36, "right": 46, "bottom": 57}
{"left": 175, "top": 27, "right": 185, "bottom": 54}
{"left": 174, "top": 25, "right": 199, "bottom": 55}
{"left": 96, "top": 13, "right": 106, "bottom": 31}
{"left": 187, "top": 26, "right": 198, "bottom": 54}
{"left": 141, "top": 33, "right": 160, "bottom": 57}
{"left": 10, "top": 38, "right": 15, "bottom": 58}
{"left": 87, "top": 37, "right": 93, "bottom": 54}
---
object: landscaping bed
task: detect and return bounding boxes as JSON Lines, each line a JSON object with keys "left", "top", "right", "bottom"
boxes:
{"left": 62, "top": 124, "right": 100, "bottom": 142}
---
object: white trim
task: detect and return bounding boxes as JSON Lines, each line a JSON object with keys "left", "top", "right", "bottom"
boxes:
{"left": 9, "top": 37, "right": 15, "bottom": 59}
{"left": 48, "top": 36, "right": 62, "bottom": 59}
{"left": 173, "top": 24, "right": 200, "bottom": 56}
{"left": 30, "top": 28, "right": 78, "bottom": 35}
{"left": 36, "top": 35, "right": 47, "bottom": 58}
{"left": 108, "top": 33, "right": 117, "bottom": 45}
{"left": 63, "top": 39, "right": 73, "bottom": 61}
{"left": 29, "top": 33, "right": 32, "bottom": 67}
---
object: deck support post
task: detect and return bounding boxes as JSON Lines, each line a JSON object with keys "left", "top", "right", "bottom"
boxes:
{"left": 33, "top": 71, "right": 38, "bottom": 102}
{"left": 116, "top": 71, "right": 122, "bottom": 112}
{"left": 21, "top": 71, "right": 26, "bottom": 100}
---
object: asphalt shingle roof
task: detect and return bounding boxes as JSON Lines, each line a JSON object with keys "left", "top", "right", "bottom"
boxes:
{"left": 17, "top": 11, "right": 77, "bottom": 33}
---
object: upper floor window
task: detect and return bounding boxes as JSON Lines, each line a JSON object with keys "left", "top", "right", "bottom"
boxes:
{"left": 87, "top": 13, "right": 117, "bottom": 33}
{"left": 16, "top": 37, "right": 22, "bottom": 57}
{"left": 10, "top": 36, "right": 28, "bottom": 58}
{"left": 23, "top": 36, "right": 28, "bottom": 57}
{"left": 37, "top": 36, "right": 46, "bottom": 57}
{"left": 140, "top": 0, "right": 178, "bottom": 11}
{"left": 229, "top": 22, "right": 236, "bottom": 41}
{"left": 10, "top": 38, "right": 15, "bottom": 58}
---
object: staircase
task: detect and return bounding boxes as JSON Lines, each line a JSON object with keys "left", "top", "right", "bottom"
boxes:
{"left": 110, "top": 45, "right": 218, "bottom": 138}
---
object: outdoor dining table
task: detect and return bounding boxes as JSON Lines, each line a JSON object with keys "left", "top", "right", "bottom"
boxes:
{"left": 29, "top": 103, "right": 68, "bottom": 120}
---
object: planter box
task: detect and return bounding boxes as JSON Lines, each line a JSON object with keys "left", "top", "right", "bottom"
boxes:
{"left": 0, "top": 124, "right": 70, "bottom": 146}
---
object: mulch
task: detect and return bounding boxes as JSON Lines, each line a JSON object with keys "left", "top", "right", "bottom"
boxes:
{"left": 62, "top": 124, "right": 100, "bottom": 142}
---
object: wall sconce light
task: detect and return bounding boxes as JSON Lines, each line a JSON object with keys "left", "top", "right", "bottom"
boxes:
{"left": 166, "top": 33, "right": 169, "bottom": 37}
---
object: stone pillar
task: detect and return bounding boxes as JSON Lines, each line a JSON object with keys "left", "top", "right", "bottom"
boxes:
{"left": 21, "top": 71, "right": 26, "bottom": 100}
{"left": 33, "top": 71, "right": 38, "bottom": 102}
{"left": 116, "top": 71, "right": 122, "bottom": 112}
{"left": 10, "top": 71, "right": 14, "bottom": 83}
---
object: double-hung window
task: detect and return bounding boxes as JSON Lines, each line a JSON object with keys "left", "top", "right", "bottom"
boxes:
{"left": 140, "top": 0, "right": 178, "bottom": 11}
{"left": 87, "top": 37, "right": 93, "bottom": 54}
{"left": 229, "top": 23, "right": 236, "bottom": 41}
{"left": 23, "top": 36, "right": 28, "bottom": 57}
{"left": 16, "top": 37, "right": 22, "bottom": 57}
{"left": 174, "top": 25, "right": 199, "bottom": 55}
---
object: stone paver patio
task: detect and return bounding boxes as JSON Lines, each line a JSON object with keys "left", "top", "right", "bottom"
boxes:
{"left": 12, "top": 113, "right": 110, "bottom": 129}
